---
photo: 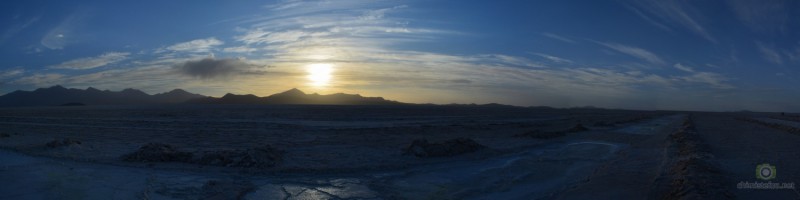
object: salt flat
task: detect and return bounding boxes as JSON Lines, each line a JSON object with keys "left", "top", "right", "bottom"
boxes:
{"left": 0, "top": 105, "right": 798, "bottom": 199}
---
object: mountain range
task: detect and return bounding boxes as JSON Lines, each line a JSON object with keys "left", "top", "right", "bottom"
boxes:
{"left": 187, "top": 88, "right": 403, "bottom": 105}
{"left": 0, "top": 86, "right": 403, "bottom": 107}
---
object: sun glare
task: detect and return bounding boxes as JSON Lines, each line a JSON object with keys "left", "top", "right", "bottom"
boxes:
{"left": 307, "top": 63, "right": 333, "bottom": 87}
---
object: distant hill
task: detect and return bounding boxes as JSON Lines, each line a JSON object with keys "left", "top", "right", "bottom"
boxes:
{"left": 0, "top": 86, "right": 404, "bottom": 107}
{"left": 0, "top": 85, "right": 207, "bottom": 107}
{"left": 187, "top": 88, "right": 406, "bottom": 105}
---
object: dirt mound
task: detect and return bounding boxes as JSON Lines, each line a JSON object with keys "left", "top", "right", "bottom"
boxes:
{"left": 196, "top": 146, "right": 284, "bottom": 168}
{"left": 122, "top": 143, "right": 284, "bottom": 168}
{"left": 121, "top": 143, "right": 194, "bottom": 162}
{"left": 46, "top": 138, "right": 82, "bottom": 148}
{"left": 403, "top": 137, "right": 486, "bottom": 158}
{"left": 566, "top": 124, "right": 589, "bottom": 132}
{"left": 659, "top": 115, "right": 733, "bottom": 199}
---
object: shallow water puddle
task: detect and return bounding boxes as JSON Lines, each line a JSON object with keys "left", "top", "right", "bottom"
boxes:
{"left": 245, "top": 178, "right": 378, "bottom": 199}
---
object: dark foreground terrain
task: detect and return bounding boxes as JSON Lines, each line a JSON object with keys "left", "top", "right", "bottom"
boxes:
{"left": 0, "top": 105, "right": 798, "bottom": 199}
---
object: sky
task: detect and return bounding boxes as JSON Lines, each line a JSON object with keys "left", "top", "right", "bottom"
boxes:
{"left": 0, "top": 0, "right": 799, "bottom": 112}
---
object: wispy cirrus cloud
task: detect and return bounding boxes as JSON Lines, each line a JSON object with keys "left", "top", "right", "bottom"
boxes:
{"left": 157, "top": 37, "right": 224, "bottom": 53}
{"left": 673, "top": 63, "right": 694, "bottom": 72}
{"left": 235, "top": 30, "right": 313, "bottom": 45}
{"left": 540, "top": 32, "right": 577, "bottom": 44}
{"left": 11, "top": 73, "right": 65, "bottom": 86}
{"left": 228, "top": 1, "right": 449, "bottom": 63}
{"left": 784, "top": 45, "right": 800, "bottom": 63}
{"left": 1, "top": 16, "right": 40, "bottom": 44}
{"left": 676, "top": 72, "right": 732, "bottom": 89}
{"left": 530, "top": 53, "right": 573, "bottom": 64}
{"left": 0, "top": 68, "right": 25, "bottom": 85}
{"left": 728, "top": 0, "right": 788, "bottom": 34}
{"left": 756, "top": 41, "right": 783, "bottom": 65}
{"left": 597, "top": 42, "right": 665, "bottom": 65}
{"left": 0, "top": 69, "right": 24, "bottom": 79}
{"left": 222, "top": 46, "right": 258, "bottom": 53}
{"left": 40, "top": 10, "right": 87, "bottom": 50}
{"left": 49, "top": 52, "right": 131, "bottom": 70}
{"left": 671, "top": 63, "right": 732, "bottom": 89}
{"left": 623, "top": 5, "right": 672, "bottom": 32}
{"left": 623, "top": 0, "right": 716, "bottom": 43}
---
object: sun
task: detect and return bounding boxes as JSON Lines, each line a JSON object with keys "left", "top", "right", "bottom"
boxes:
{"left": 306, "top": 63, "right": 333, "bottom": 87}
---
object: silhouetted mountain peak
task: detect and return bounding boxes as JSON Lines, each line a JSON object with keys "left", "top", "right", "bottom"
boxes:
{"left": 152, "top": 88, "right": 206, "bottom": 103}
{"left": 158, "top": 89, "right": 193, "bottom": 96}
{"left": 215, "top": 93, "right": 261, "bottom": 104}
{"left": 220, "top": 93, "right": 258, "bottom": 98}
{"left": 36, "top": 85, "right": 67, "bottom": 92}
{"left": 168, "top": 89, "right": 188, "bottom": 93}
{"left": 121, "top": 88, "right": 148, "bottom": 96}
{"left": 86, "top": 87, "right": 101, "bottom": 92}
{"left": 221, "top": 93, "right": 237, "bottom": 98}
{"left": 277, "top": 88, "right": 305, "bottom": 96}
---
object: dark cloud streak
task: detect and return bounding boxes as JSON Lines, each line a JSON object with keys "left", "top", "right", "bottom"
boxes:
{"left": 175, "top": 58, "right": 267, "bottom": 80}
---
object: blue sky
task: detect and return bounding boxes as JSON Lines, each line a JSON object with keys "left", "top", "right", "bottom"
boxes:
{"left": 0, "top": 0, "right": 799, "bottom": 111}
